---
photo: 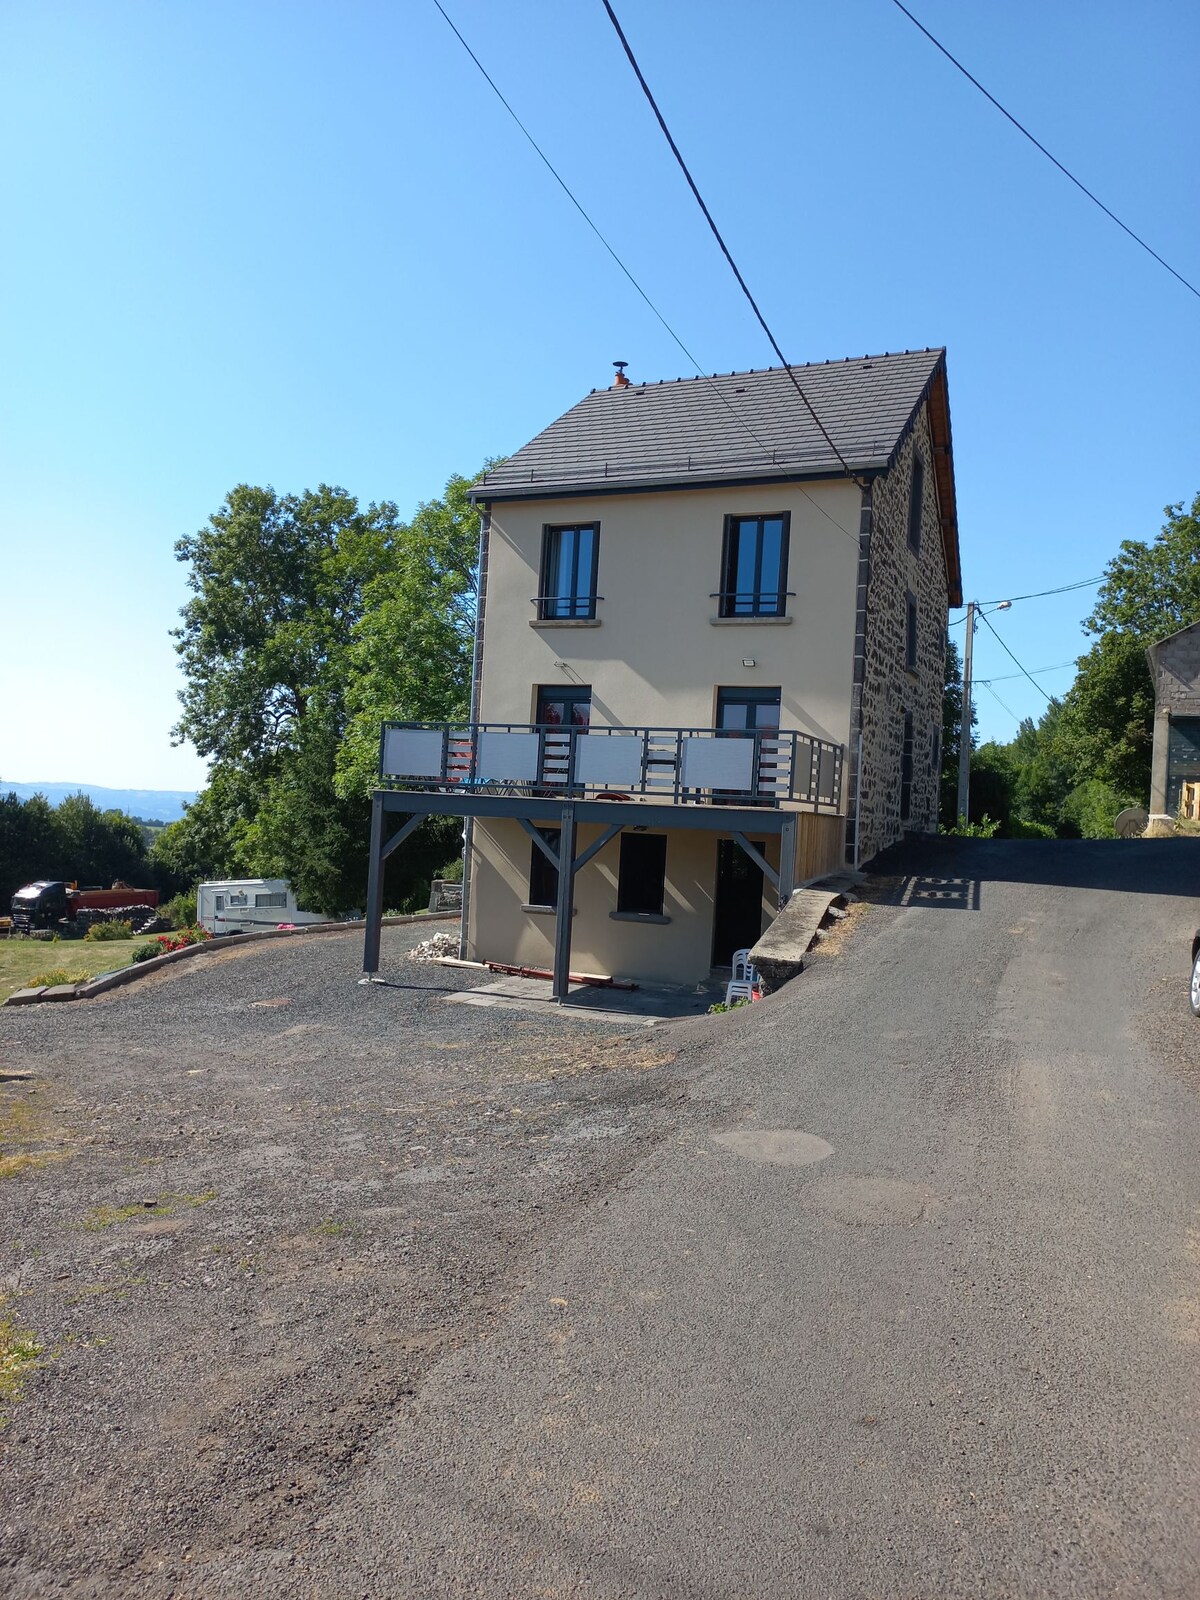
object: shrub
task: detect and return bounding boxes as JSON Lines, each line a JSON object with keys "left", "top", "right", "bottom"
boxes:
{"left": 941, "top": 813, "right": 1001, "bottom": 838}
{"left": 84, "top": 919, "right": 134, "bottom": 942}
{"left": 1061, "top": 780, "right": 1138, "bottom": 840}
{"left": 25, "top": 968, "right": 90, "bottom": 988}
{"left": 131, "top": 941, "right": 161, "bottom": 963}
{"left": 437, "top": 857, "right": 464, "bottom": 884}
{"left": 1007, "top": 818, "right": 1056, "bottom": 840}
{"left": 163, "top": 890, "right": 197, "bottom": 929}
{"left": 151, "top": 925, "right": 212, "bottom": 954}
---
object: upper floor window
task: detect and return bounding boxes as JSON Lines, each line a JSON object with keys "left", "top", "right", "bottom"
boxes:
{"left": 539, "top": 523, "right": 599, "bottom": 619}
{"left": 719, "top": 513, "right": 790, "bottom": 617}
{"left": 905, "top": 590, "right": 918, "bottom": 671}
{"left": 907, "top": 453, "right": 924, "bottom": 555}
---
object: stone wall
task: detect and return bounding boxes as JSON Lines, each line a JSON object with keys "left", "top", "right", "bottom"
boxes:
{"left": 1150, "top": 623, "right": 1200, "bottom": 712}
{"left": 854, "top": 404, "right": 949, "bottom": 863}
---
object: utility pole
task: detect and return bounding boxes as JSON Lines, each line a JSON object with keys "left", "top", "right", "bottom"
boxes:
{"left": 956, "top": 600, "right": 975, "bottom": 825}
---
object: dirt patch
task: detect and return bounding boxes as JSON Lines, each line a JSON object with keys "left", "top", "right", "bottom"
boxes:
{"left": 0, "top": 921, "right": 701, "bottom": 1596}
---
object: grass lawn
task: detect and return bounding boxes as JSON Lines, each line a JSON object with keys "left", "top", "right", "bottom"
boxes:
{"left": 0, "top": 937, "right": 145, "bottom": 1002}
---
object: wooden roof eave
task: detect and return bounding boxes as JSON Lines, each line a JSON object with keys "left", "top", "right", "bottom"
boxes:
{"left": 926, "top": 362, "right": 963, "bottom": 607}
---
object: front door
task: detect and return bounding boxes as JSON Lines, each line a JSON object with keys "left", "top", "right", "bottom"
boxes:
{"left": 712, "top": 838, "right": 766, "bottom": 967}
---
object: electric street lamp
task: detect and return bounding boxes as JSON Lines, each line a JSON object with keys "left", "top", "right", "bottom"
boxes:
{"left": 956, "top": 598, "right": 1012, "bottom": 825}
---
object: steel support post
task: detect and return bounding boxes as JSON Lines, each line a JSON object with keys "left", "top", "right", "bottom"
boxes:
{"left": 778, "top": 813, "right": 798, "bottom": 909}
{"left": 363, "top": 793, "right": 385, "bottom": 975}
{"left": 551, "top": 801, "right": 577, "bottom": 1001}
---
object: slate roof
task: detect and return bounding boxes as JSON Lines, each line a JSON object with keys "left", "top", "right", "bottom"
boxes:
{"left": 471, "top": 348, "right": 948, "bottom": 500}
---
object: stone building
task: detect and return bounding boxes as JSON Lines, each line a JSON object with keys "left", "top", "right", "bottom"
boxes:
{"left": 364, "top": 349, "right": 963, "bottom": 990}
{"left": 1146, "top": 620, "right": 1200, "bottom": 819}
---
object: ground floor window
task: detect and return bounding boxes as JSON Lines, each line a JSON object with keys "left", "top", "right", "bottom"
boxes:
{"left": 617, "top": 833, "right": 667, "bottom": 915}
{"left": 528, "top": 827, "right": 559, "bottom": 907}
{"left": 900, "top": 711, "right": 914, "bottom": 823}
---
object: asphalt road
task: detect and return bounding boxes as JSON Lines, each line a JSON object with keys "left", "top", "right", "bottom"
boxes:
{"left": 325, "top": 839, "right": 1200, "bottom": 1598}
{"left": 3, "top": 839, "right": 1200, "bottom": 1597}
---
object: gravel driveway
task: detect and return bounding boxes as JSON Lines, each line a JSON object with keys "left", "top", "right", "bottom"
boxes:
{"left": 0, "top": 923, "right": 701, "bottom": 1598}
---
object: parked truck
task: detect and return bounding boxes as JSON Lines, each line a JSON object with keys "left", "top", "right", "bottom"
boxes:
{"left": 9, "top": 880, "right": 160, "bottom": 936}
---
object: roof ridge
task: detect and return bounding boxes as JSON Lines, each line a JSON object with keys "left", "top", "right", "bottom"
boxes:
{"left": 583, "top": 348, "right": 946, "bottom": 391}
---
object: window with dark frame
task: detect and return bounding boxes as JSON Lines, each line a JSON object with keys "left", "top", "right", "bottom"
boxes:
{"left": 715, "top": 686, "right": 782, "bottom": 803}
{"left": 539, "top": 524, "right": 599, "bottom": 619}
{"left": 616, "top": 834, "right": 667, "bottom": 916}
{"left": 528, "top": 827, "right": 560, "bottom": 908}
{"left": 900, "top": 711, "right": 914, "bottom": 822}
{"left": 908, "top": 453, "right": 924, "bottom": 555}
{"left": 719, "top": 513, "right": 790, "bottom": 617}
{"left": 931, "top": 725, "right": 941, "bottom": 774}
{"left": 905, "top": 591, "right": 918, "bottom": 671}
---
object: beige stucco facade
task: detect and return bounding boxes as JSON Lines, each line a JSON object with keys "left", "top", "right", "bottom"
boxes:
{"left": 477, "top": 478, "right": 862, "bottom": 740}
{"left": 467, "top": 818, "right": 783, "bottom": 986}
{"left": 464, "top": 478, "right": 861, "bottom": 984}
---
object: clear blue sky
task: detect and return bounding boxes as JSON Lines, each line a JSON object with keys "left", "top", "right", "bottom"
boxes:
{"left": 2, "top": 0, "right": 1196, "bottom": 789}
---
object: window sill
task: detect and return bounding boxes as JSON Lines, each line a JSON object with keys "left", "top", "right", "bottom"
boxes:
{"left": 521, "top": 903, "right": 577, "bottom": 916}
{"left": 530, "top": 618, "right": 601, "bottom": 629}
{"left": 709, "top": 615, "right": 793, "bottom": 627}
{"left": 609, "top": 911, "right": 671, "bottom": 925}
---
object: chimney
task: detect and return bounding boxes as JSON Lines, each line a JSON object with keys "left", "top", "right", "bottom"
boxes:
{"left": 612, "top": 360, "right": 630, "bottom": 388}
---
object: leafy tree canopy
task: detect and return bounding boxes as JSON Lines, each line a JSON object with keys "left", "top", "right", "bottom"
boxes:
{"left": 170, "top": 471, "right": 484, "bottom": 913}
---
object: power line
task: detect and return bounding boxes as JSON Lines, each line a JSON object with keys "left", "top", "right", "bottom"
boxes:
{"left": 430, "top": 1, "right": 862, "bottom": 551}
{"left": 977, "top": 680, "right": 1022, "bottom": 723}
{"left": 979, "top": 660, "right": 1076, "bottom": 684}
{"left": 976, "top": 606, "right": 1054, "bottom": 703}
{"left": 950, "top": 574, "right": 1105, "bottom": 613}
{"left": 890, "top": 0, "right": 1200, "bottom": 303}
{"left": 600, "top": 0, "right": 861, "bottom": 482}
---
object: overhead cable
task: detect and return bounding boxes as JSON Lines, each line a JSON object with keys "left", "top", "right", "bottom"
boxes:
{"left": 950, "top": 574, "right": 1105, "bottom": 613}
{"left": 977, "top": 680, "right": 1022, "bottom": 723}
{"left": 979, "top": 660, "right": 1076, "bottom": 684}
{"left": 890, "top": 0, "right": 1200, "bottom": 303}
{"left": 976, "top": 607, "right": 1054, "bottom": 702}
{"left": 430, "top": 0, "right": 861, "bottom": 550}
{"left": 600, "top": 0, "right": 860, "bottom": 481}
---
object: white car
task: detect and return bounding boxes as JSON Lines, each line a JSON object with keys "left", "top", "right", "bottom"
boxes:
{"left": 1192, "top": 932, "right": 1200, "bottom": 1017}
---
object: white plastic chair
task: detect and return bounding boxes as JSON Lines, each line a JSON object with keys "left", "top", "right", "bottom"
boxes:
{"left": 731, "top": 948, "right": 757, "bottom": 983}
{"left": 725, "top": 978, "right": 755, "bottom": 1007}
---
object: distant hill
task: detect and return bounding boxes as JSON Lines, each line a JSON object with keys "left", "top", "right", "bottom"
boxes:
{"left": 4, "top": 783, "right": 199, "bottom": 824}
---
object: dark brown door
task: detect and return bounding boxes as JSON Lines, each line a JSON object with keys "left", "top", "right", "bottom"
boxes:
{"left": 712, "top": 838, "right": 765, "bottom": 967}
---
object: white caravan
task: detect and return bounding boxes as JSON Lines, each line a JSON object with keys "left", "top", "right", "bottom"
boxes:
{"left": 196, "top": 878, "right": 326, "bottom": 936}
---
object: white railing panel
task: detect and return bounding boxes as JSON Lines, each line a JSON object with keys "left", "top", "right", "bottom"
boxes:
{"left": 476, "top": 730, "right": 540, "bottom": 782}
{"left": 680, "top": 736, "right": 755, "bottom": 792}
{"left": 574, "top": 734, "right": 644, "bottom": 789}
{"left": 382, "top": 726, "right": 444, "bottom": 779}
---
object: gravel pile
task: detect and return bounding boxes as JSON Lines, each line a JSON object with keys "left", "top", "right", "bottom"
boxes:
{"left": 406, "top": 928, "right": 460, "bottom": 961}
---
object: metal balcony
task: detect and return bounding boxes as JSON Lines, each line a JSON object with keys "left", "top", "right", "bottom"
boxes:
{"left": 378, "top": 722, "right": 843, "bottom": 812}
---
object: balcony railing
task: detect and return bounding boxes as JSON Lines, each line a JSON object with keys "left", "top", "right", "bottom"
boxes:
{"left": 378, "top": 722, "right": 843, "bottom": 811}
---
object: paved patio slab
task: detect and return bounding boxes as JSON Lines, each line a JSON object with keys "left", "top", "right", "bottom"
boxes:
{"left": 446, "top": 973, "right": 721, "bottom": 1026}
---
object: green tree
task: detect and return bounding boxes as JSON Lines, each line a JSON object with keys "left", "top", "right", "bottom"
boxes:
{"left": 171, "top": 473, "right": 482, "bottom": 914}
{"left": 940, "top": 638, "right": 977, "bottom": 826}
{"left": 1010, "top": 702, "right": 1077, "bottom": 830}
{"left": 1083, "top": 494, "right": 1200, "bottom": 641}
{"left": 1060, "top": 493, "right": 1200, "bottom": 802}
{"left": 968, "top": 741, "right": 1018, "bottom": 831}
{"left": 336, "top": 472, "right": 480, "bottom": 801}
{"left": 1060, "top": 779, "right": 1138, "bottom": 840}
